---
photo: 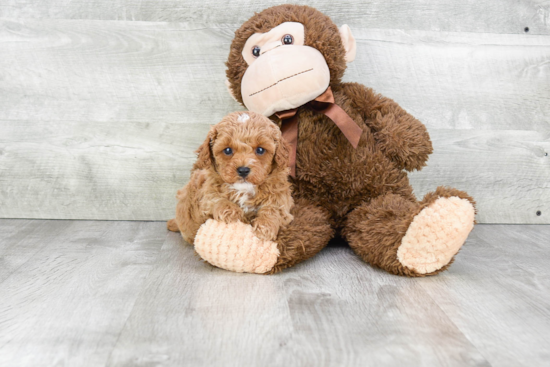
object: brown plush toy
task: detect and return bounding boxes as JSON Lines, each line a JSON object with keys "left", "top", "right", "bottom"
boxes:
{"left": 193, "top": 4, "right": 476, "bottom": 276}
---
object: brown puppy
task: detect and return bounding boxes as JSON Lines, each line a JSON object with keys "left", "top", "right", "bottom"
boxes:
{"left": 167, "top": 111, "right": 293, "bottom": 244}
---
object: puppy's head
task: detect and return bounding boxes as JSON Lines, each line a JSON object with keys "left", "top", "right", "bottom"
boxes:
{"left": 194, "top": 111, "right": 289, "bottom": 185}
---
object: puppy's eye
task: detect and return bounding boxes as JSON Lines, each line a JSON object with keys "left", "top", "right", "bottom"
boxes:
{"left": 282, "top": 34, "right": 293, "bottom": 45}
{"left": 255, "top": 147, "right": 265, "bottom": 155}
{"left": 223, "top": 147, "right": 233, "bottom": 155}
{"left": 252, "top": 46, "right": 261, "bottom": 57}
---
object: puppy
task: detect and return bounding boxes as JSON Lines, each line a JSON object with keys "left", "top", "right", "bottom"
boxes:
{"left": 167, "top": 111, "right": 293, "bottom": 243}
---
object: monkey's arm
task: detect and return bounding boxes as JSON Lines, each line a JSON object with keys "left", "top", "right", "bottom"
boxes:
{"left": 342, "top": 82, "right": 433, "bottom": 171}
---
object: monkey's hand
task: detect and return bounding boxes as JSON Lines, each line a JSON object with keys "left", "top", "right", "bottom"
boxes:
{"left": 343, "top": 82, "right": 433, "bottom": 171}
{"left": 371, "top": 110, "right": 433, "bottom": 171}
{"left": 194, "top": 220, "right": 279, "bottom": 274}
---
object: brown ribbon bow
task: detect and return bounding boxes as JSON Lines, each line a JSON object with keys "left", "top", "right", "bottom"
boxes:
{"left": 275, "top": 87, "right": 362, "bottom": 177}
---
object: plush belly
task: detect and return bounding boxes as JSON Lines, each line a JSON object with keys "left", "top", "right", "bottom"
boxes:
{"left": 291, "top": 123, "right": 414, "bottom": 223}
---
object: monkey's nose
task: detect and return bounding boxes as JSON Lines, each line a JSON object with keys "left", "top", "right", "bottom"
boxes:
{"left": 260, "top": 41, "right": 282, "bottom": 55}
{"left": 237, "top": 166, "right": 251, "bottom": 178}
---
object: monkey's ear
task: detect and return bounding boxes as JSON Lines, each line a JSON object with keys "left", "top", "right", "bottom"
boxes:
{"left": 225, "top": 79, "right": 239, "bottom": 102}
{"left": 194, "top": 126, "right": 217, "bottom": 170}
{"left": 339, "top": 25, "right": 356, "bottom": 63}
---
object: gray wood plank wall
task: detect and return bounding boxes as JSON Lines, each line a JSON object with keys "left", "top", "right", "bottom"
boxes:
{"left": 0, "top": 1, "right": 549, "bottom": 223}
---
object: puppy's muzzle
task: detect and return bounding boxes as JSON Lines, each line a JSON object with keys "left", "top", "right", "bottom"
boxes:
{"left": 237, "top": 166, "right": 251, "bottom": 178}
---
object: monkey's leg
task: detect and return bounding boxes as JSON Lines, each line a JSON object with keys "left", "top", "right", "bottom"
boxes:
{"left": 342, "top": 187, "right": 476, "bottom": 276}
{"left": 267, "top": 198, "right": 334, "bottom": 274}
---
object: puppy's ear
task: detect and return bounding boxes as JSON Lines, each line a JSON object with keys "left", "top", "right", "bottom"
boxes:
{"left": 193, "top": 126, "right": 217, "bottom": 170}
{"left": 274, "top": 135, "right": 291, "bottom": 173}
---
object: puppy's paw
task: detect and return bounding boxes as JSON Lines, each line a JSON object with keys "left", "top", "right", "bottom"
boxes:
{"left": 252, "top": 218, "right": 279, "bottom": 241}
{"left": 213, "top": 204, "right": 243, "bottom": 224}
{"left": 167, "top": 218, "right": 179, "bottom": 232}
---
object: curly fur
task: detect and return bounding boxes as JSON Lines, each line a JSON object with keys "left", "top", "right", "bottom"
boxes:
{"left": 168, "top": 111, "right": 294, "bottom": 243}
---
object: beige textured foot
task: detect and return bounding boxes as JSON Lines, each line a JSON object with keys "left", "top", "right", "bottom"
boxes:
{"left": 194, "top": 219, "right": 280, "bottom": 274}
{"left": 397, "top": 197, "right": 475, "bottom": 274}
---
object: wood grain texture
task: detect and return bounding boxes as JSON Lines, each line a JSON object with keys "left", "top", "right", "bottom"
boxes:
{"left": 409, "top": 130, "right": 550, "bottom": 224}
{"left": 0, "top": 19, "right": 238, "bottom": 125}
{"left": 0, "top": 220, "right": 165, "bottom": 367}
{"left": 349, "top": 29, "right": 550, "bottom": 132}
{"left": 106, "top": 231, "right": 489, "bottom": 367}
{"left": 418, "top": 224, "right": 550, "bottom": 366}
{"left": 0, "top": 219, "right": 76, "bottom": 282}
{"left": 0, "top": 119, "right": 201, "bottom": 220}
{"left": 0, "top": 19, "right": 549, "bottom": 222}
{"left": 2, "top": 220, "right": 550, "bottom": 366}
{"left": 1, "top": 21, "right": 549, "bottom": 129}
{"left": 1, "top": 0, "right": 549, "bottom": 35}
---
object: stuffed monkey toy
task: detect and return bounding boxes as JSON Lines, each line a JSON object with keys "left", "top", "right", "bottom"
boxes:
{"left": 192, "top": 4, "right": 476, "bottom": 276}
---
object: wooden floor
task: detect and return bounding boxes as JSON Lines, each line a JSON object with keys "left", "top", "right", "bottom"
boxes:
{"left": 0, "top": 220, "right": 549, "bottom": 366}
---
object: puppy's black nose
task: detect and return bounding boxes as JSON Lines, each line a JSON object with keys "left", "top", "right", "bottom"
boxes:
{"left": 237, "top": 166, "right": 250, "bottom": 177}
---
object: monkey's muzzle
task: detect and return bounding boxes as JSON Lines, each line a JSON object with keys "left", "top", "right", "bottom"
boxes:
{"left": 241, "top": 45, "right": 330, "bottom": 117}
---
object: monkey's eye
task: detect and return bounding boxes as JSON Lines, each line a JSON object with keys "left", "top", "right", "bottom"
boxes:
{"left": 282, "top": 34, "right": 293, "bottom": 45}
{"left": 223, "top": 147, "right": 233, "bottom": 155}
{"left": 252, "top": 46, "right": 261, "bottom": 57}
{"left": 255, "top": 147, "right": 265, "bottom": 155}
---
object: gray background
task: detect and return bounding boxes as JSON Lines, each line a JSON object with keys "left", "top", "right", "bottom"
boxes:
{"left": 1, "top": 0, "right": 549, "bottom": 223}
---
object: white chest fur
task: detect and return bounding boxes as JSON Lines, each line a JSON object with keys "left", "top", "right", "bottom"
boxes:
{"left": 228, "top": 182, "right": 257, "bottom": 213}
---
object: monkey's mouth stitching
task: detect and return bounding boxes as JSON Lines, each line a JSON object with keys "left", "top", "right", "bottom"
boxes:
{"left": 249, "top": 68, "right": 314, "bottom": 97}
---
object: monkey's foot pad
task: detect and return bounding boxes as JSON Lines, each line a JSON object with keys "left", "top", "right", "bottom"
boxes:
{"left": 195, "top": 219, "right": 280, "bottom": 274}
{"left": 397, "top": 197, "right": 475, "bottom": 275}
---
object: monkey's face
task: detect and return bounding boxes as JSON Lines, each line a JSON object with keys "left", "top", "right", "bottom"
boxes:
{"left": 226, "top": 5, "right": 357, "bottom": 117}
{"left": 240, "top": 22, "right": 331, "bottom": 117}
